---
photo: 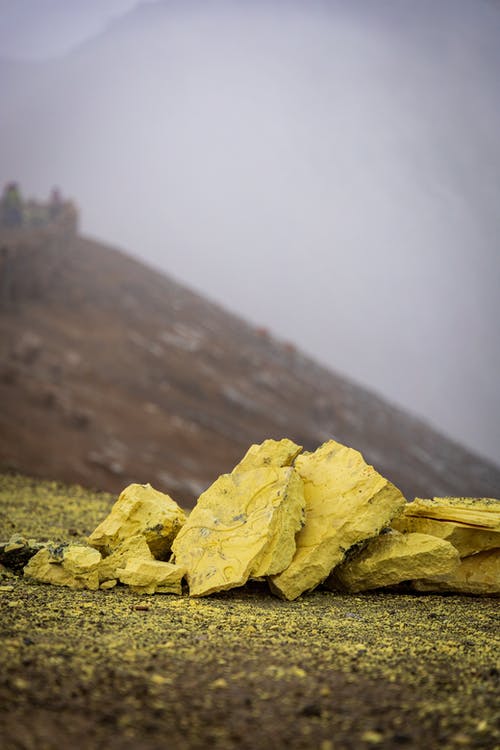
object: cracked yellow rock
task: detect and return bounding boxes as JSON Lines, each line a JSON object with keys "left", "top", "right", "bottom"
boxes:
{"left": 232, "top": 438, "right": 303, "bottom": 474}
{"left": 392, "top": 516, "right": 500, "bottom": 558}
{"left": 24, "top": 544, "right": 102, "bottom": 590}
{"left": 171, "top": 466, "right": 305, "bottom": 596}
{"left": 398, "top": 497, "right": 500, "bottom": 529}
{"left": 392, "top": 497, "right": 500, "bottom": 557}
{"left": 412, "top": 548, "right": 500, "bottom": 595}
{"left": 98, "top": 534, "right": 153, "bottom": 583}
{"left": 327, "top": 530, "right": 460, "bottom": 592}
{"left": 118, "top": 559, "right": 185, "bottom": 594}
{"left": 88, "top": 483, "right": 186, "bottom": 558}
{"left": 269, "top": 440, "right": 406, "bottom": 600}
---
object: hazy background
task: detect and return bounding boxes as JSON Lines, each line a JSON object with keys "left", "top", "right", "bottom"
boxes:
{"left": 1, "top": 0, "right": 499, "bottom": 466}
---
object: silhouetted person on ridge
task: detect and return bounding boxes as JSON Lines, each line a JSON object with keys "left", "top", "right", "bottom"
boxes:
{"left": 1, "top": 182, "right": 23, "bottom": 227}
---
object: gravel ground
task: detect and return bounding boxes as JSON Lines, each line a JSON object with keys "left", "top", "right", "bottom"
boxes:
{"left": 1, "top": 473, "right": 499, "bottom": 750}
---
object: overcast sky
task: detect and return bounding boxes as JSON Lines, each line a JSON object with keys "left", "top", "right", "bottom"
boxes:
{"left": 1, "top": 0, "right": 500, "bottom": 466}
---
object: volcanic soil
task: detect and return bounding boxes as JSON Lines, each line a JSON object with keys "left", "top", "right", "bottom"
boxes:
{"left": 0, "top": 473, "right": 499, "bottom": 750}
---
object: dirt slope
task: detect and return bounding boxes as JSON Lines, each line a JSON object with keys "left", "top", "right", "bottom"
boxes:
{"left": 0, "top": 223, "right": 499, "bottom": 506}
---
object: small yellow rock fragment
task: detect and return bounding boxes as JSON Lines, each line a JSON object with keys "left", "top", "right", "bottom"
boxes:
{"left": 118, "top": 558, "right": 185, "bottom": 594}
{"left": 232, "top": 438, "right": 302, "bottom": 474}
{"left": 88, "top": 483, "right": 186, "bottom": 558}
{"left": 98, "top": 534, "right": 153, "bottom": 583}
{"left": 269, "top": 440, "right": 406, "bottom": 600}
{"left": 327, "top": 530, "right": 460, "bottom": 592}
{"left": 100, "top": 579, "right": 118, "bottom": 590}
{"left": 412, "top": 548, "right": 500, "bottom": 595}
{"left": 24, "top": 545, "right": 102, "bottom": 590}
{"left": 171, "top": 465, "right": 305, "bottom": 596}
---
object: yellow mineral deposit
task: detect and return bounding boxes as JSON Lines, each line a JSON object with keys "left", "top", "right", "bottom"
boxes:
{"left": 327, "top": 530, "right": 460, "bottom": 592}
{"left": 118, "top": 559, "right": 185, "bottom": 594}
{"left": 400, "top": 496, "right": 500, "bottom": 529}
{"left": 269, "top": 440, "right": 406, "bottom": 601}
{"left": 412, "top": 548, "right": 500, "bottom": 595}
{"left": 24, "top": 544, "right": 102, "bottom": 590}
{"left": 88, "top": 482, "right": 186, "bottom": 558}
{"left": 392, "top": 497, "right": 500, "bottom": 557}
{"left": 232, "top": 438, "right": 302, "bottom": 473}
{"left": 19, "top": 439, "right": 500, "bottom": 598}
{"left": 171, "top": 463, "right": 305, "bottom": 596}
{"left": 97, "top": 534, "right": 153, "bottom": 587}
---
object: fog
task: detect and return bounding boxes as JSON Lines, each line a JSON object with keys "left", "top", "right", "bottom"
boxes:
{"left": 1, "top": 0, "right": 500, "bottom": 465}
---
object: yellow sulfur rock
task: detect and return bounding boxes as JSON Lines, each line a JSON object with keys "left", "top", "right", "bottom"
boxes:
{"left": 232, "top": 438, "right": 303, "bottom": 474}
{"left": 392, "top": 515, "right": 500, "bottom": 558}
{"left": 327, "top": 530, "right": 460, "bottom": 592}
{"left": 171, "top": 466, "right": 305, "bottom": 596}
{"left": 24, "top": 544, "right": 102, "bottom": 590}
{"left": 398, "top": 497, "right": 500, "bottom": 530}
{"left": 88, "top": 483, "right": 186, "bottom": 558}
{"left": 98, "top": 534, "right": 153, "bottom": 583}
{"left": 412, "top": 548, "right": 500, "bottom": 595}
{"left": 118, "top": 559, "right": 185, "bottom": 594}
{"left": 269, "top": 440, "right": 406, "bottom": 600}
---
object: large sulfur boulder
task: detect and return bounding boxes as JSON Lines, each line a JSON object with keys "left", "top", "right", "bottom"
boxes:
{"left": 88, "top": 483, "right": 186, "bottom": 558}
{"left": 412, "top": 548, "right": 500, "bottom": 595}
{"left": 269, "top": 440, "right": 406, "bottom": 600}
{"left": 118, "top": 559, "right": 185, "bottom": 594}
{"left": 392, "top": 497, "right": 500, "bottom": 557}
{"left": 327, "top": 530, "right": 460, "bottom": 592}
{"left": 24, "top": 543, "right": 102, "bottom": 590}
{"left": 171, "top": 465, "right": 305, "bottom": 596}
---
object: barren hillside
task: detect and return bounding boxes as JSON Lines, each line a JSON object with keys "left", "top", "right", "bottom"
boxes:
{"left": 0, "top": 222, "right": 499, "bottom": 506}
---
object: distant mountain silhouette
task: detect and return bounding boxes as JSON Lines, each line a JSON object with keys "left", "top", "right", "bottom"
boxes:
{"left": 1, "top": 221, "right": 499, "bottom": 506}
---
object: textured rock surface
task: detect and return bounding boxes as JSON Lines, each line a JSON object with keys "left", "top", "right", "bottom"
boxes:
{"left": 172, "top": 466, "right": 305, "bottom": 596}
{"left": 269, "top": 440, "right": 406, "bottom": 600}
{"left": 398, "top": 497, "right": 500, "bottom": 529}
{"left": 412, "top": 549, "right": 500, "bottom": 595}
{"left": 327, "top": 530, "right": 460, "bottom": 592}
{"left": 88, "top": 483, "right": 186, "bottom": 558}
{"left": 392, "top": 515, "right": 500, "bottom": 558}
{"left": 232, "top": 438, "right": 303, "bottom": 474}
{"left": 98, "top": 534, "right": 153, "bottom": 586}
{"left": 24, "top": 544, "right": 102, "bottom": 590}
{"left": 118, "top": 559, "right": 185, "bottom": 594}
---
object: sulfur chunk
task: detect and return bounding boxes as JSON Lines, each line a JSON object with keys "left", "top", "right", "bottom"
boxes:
{"left": 88, "top": 483, "right": 186, "bottom": 558}
{"left": 172, "top": 466, "right": 305, "bottom": 596}
{"left": 327, "top": 530, "right": 460, "bottom": 592}
{"left": 269, "top": 440, "right": 406, "bottom": 600}
{"left": 98, "top": 534, "right": 153, "bottom": 583}
{"left": 411, "top": 548, "right": 500, "bottom": 595}
{"left": 24, "top": 544, "right": 102, "bottom": 590}
{"left": 392, "top": 497, "right": 500, "bottom": 557}
{"left": 232, "top": 438, "right": 302, "bottom": 474}
{"left": 118, "top": 559, "right": 185, "bottom": 594}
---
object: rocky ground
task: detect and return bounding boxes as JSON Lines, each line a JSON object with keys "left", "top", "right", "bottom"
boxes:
{"left": 1, "top": 473, "right": 499, "bottom": 750}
